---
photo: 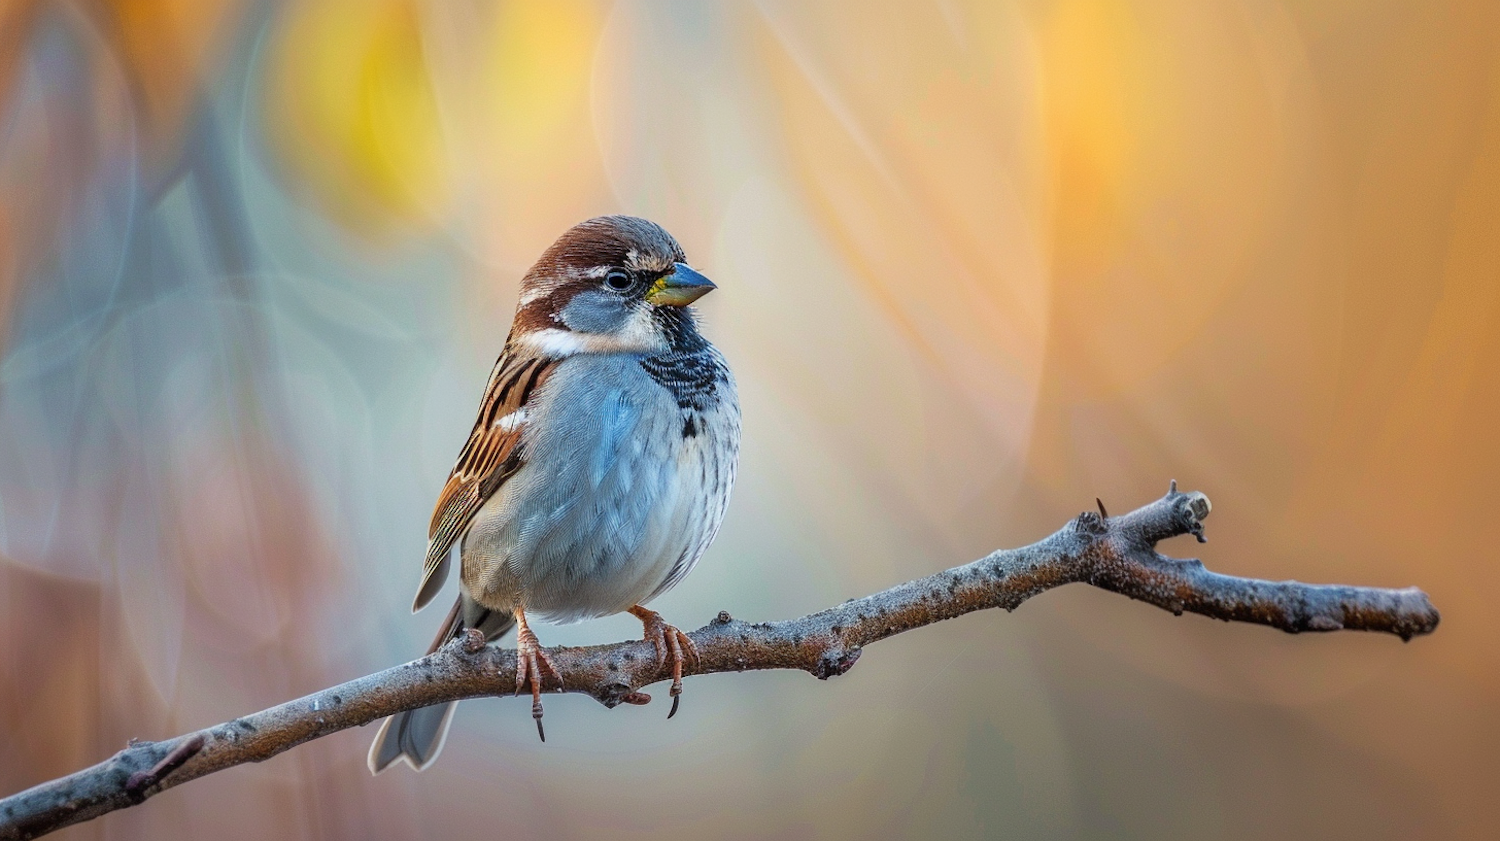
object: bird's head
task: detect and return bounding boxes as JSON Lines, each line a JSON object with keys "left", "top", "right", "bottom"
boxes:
{"left": 510, "top": 216, "right": 715, "bottom": 356}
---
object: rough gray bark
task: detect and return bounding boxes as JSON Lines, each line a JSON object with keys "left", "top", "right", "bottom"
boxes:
{"left": 0, "top": 485, "right": 1440, "bottom": 840}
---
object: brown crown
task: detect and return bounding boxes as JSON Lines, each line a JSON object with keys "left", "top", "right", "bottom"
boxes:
{"left": 510, "top": 216, "right": 687, "bottom": 335}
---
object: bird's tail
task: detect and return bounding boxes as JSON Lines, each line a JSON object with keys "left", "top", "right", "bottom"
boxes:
{"left": 367, "top": 596, "right": 514, "bottom": 774}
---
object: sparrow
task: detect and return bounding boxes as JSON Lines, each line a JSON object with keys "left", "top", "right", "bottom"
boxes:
{"left": 368, "top": 216, "right": 741, "bottom": 773}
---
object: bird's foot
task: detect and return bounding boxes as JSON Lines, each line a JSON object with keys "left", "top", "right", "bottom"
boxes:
{"left": 628, "top": 605, "right": 700, "bottom": 719}
{"left": 513, "top": 617, "right": 562, "bottom": 742}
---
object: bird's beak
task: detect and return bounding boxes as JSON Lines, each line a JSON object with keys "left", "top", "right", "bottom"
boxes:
{"left": 646, "top": 262, "right": 716, "bottom": 307}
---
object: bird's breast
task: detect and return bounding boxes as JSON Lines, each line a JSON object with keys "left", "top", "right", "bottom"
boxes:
{"left": 461, "top": 350, "right": 739, "bottom": 622}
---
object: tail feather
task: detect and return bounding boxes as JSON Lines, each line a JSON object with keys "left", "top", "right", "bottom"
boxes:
{"left": 368, "top": 699, "right": 458, "bottom": 773}
{"left": 368, "top": 597, "right": 514, "bottom": 774}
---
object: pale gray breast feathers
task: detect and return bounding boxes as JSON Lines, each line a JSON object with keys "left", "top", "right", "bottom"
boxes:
{"left": 460, "top": 350, "right": 739, "bottom": 623}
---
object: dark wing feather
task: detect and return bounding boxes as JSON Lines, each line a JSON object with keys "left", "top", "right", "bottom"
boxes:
{"left": 411, "top": 349, "right": 554, "bottom": 611}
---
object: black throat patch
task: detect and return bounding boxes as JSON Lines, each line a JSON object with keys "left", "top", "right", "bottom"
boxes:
{"left": 640, "top": 309, "right": 727, "bottom": 434}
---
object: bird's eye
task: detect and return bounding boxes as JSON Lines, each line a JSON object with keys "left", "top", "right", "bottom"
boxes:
{"left": 604, "top": 270, "right": 633, "bottom": 291}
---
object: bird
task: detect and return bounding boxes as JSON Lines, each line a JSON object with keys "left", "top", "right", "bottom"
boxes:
{"left": 368, "top": 216, "right": 741, "bottom": 773}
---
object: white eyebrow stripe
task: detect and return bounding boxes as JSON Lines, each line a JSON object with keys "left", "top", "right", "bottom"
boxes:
{"left": 622, "top": 249, "right": 675, "bottom": 272}
{"left": 491, "top": 407, "right": 528, "bottom": 431}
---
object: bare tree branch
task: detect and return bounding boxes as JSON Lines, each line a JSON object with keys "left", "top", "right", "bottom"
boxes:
{"left": 0, "top": 485, "right": 1440, "bottom": 840}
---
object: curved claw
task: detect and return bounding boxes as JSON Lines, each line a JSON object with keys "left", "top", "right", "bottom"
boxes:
{"left": 513, "top": 611, "right": 562, "bottom": 742}
{"left": 628, "top": 605, "right": 699, "bottom": 719}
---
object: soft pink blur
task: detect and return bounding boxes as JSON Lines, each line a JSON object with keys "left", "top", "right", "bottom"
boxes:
{"left": 0, "top": 2, "right": 1496, "bottom": 839}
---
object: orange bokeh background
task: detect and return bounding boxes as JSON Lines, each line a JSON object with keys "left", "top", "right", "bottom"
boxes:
{"left": 0, "top": 2, "right": 1496, "bottom": 838}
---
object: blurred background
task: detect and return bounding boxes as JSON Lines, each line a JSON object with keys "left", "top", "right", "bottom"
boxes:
{"left": 0, "top": 1, "right": 1496, "bottom": 838}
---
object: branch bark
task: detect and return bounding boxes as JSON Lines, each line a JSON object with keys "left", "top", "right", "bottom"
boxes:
{"left": 0, "top": 485, "right": 1440, "bottom": 840}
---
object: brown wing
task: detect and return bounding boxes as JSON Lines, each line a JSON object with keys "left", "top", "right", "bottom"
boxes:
{"left": 411, "top": 348, "right": 555, "bottom": 611}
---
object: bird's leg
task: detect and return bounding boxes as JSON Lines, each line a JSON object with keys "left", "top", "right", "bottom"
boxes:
{"left": 627, "top": 605, "right": 700, "bottom": 719}
{"left": 512, "top": 608, "right": 562, "bottom": 742}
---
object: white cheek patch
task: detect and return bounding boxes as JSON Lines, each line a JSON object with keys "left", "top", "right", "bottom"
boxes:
{"left": 491, "top": 407, "right": 528, "bottom": 431}
{"left": 519, "top": 314, "right": 666, "bottom": 358}
{"left": 520, "top": 329, "right": 592, "bottom": 356}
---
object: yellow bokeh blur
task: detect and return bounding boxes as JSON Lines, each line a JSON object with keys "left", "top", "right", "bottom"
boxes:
{"left": 270, "top": 0, "right": 450, "bottom": 231}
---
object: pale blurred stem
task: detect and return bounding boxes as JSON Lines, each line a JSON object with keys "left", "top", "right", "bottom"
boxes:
{"left": 0, "top": 484, "right": 1440, "bottom": 840}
